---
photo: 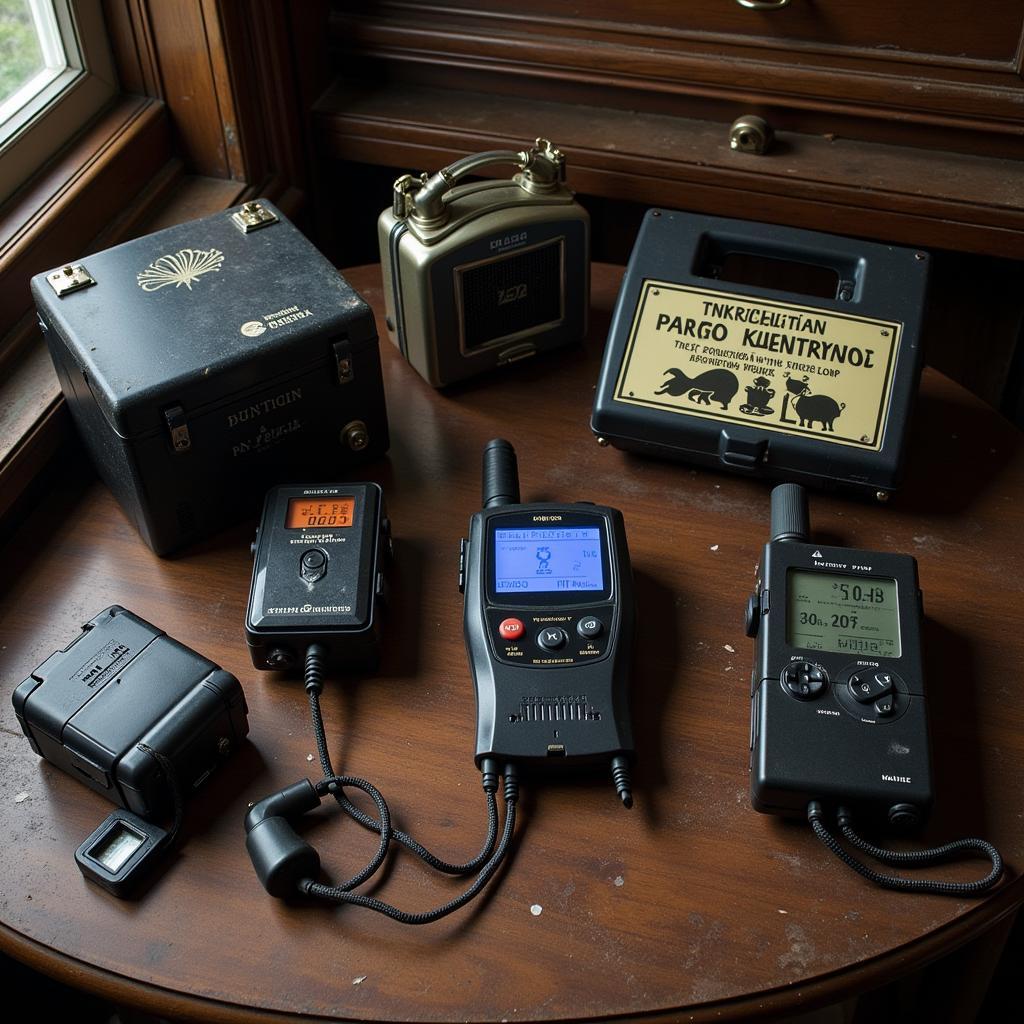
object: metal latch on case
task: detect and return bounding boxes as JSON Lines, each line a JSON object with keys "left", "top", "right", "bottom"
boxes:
{"left": 719, "top": 429, "right": 767, "bottom": 469}
{"left": 333, "top": 339, "right": 355, "bottom": 384}
{"left": 231, "top": 201, "right": 279, "bottom": 234}
{"left": 47, "top": 264, "right": 96, "bottom": 297}
{"left": 163, "top": 404, "right": 191, "bottom": 454}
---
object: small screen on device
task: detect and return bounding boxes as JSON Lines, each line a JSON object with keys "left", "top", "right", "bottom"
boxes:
{"left": 787, "top": 570, "right": 901, "bottom": 658}
{"left": 494, "top": 527, "right": 603, "bottom": 594}
{"left": 89, "top": 821, "right": 145, "bottom": 873}
{"left": 285, "top": 497, "right": 355, "bottom": 529}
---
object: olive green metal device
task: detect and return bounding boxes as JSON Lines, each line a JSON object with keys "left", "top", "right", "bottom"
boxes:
{"left": 378, "top": 138, "right": 590, "bottom": 388}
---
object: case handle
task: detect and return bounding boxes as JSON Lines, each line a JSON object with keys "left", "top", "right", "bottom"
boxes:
{"left": 392, "top": 138, "right": 566, "bottom": 223}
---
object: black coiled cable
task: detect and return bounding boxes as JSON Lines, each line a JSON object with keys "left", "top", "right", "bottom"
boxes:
{"left": 300, "top": 644, "right": 516, "bottom": 922}
{"left": 808, "top": 802, "right": 1003, "bottom": 896}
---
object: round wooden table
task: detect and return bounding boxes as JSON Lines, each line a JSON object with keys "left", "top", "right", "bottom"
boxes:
{"left": 1, "top": 264, "right": 1021, "bottom": 1023}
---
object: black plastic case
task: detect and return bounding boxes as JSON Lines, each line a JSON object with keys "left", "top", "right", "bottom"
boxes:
{"left": 32, "top": 200, "right": 389, "bottom": 554}
{"left": 592, "top": 210, "right": 930, "bottom": 498}
{"left": 13, "top": 606, "right": 249, "bottom": 818}
{"left": 749, "top": 542, "right": 932, "bottom": 827}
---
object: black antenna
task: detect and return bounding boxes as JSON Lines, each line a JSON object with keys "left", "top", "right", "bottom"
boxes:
{"left": 770, "top": 483, "right": 809, "bottom": 543}
{"left": 482, "top": 439, "right": 520, "bottom": 509}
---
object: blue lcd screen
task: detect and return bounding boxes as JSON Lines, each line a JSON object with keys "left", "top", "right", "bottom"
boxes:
{"left": 493, "top": 527, "right": 604, "bottom": 594}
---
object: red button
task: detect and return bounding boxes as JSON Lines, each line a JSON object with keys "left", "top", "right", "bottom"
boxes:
{"left": 498, "top": 618, "right": 525, "bottom": 640}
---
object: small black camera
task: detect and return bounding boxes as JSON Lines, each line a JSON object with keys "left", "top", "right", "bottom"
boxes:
{"left": 13, "top": 605, "right": 249, "bottom": 894}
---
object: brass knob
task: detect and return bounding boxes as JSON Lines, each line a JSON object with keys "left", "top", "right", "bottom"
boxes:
{"left": 730, "top": 116, "right": 774, "bottom": 155}
{"left": 341, "top": 419, "right": 370, "bottom": 451}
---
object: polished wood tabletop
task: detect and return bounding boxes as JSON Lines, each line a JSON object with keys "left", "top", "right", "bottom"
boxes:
{"left": 1, "top": 264, "right": 1022, "bottom": 1023}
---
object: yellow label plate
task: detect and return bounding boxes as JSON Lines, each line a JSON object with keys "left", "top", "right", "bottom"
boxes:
{"left": 613, "top": 282, "right": 902, "bottom": 451}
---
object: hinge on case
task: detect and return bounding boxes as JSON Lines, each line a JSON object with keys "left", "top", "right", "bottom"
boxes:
{"left": 333, "top": 339, "right": 354, "bottom": 384}
{"left": 47, "top": 264, "right": 95, "bottom": 297}
{"left": 164, "top": 404, "right": 191, "bottom": 453}
{"left": 231, "top": 201, "right": 279, "bottom": 234}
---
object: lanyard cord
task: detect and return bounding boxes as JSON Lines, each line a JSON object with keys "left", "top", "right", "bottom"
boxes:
{"left": 807, "top": 802, "right": 1003, "bottom": 896}
{"left": 298, "top": 644, "right": 518, "bottom": 923}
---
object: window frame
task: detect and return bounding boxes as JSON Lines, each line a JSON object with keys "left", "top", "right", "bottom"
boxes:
{"left": 0, "top": 0, "right": 117, "bottom": 205}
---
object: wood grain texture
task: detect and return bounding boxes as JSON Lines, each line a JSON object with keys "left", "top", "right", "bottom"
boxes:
{"left": 313, "top": 84, "right": 1024, "bottom": 259}
{"left": 141, "top": 0, "right": 233, "bottom": 178}
{"left": 0, "top": 265, "right": 1021, "bottom": 1023}
{"left": 0, "top": 97, "right": 171, "bottom": 341}
{"left": 329, "top": 3, "right": 1024, "bottom": 137}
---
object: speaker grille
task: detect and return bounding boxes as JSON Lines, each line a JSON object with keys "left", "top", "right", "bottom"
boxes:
{"left": 457, "top": 239, "right": 564, "bottom": 352}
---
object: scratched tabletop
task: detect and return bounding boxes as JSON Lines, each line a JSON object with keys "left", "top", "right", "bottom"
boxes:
{"left": 0, "top": 265, "right": 1021, "bottom": 1023}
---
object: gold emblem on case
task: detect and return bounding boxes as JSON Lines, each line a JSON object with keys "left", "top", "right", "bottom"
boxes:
{"left": 137, "top": 248, "right": 225, "bottom": 292}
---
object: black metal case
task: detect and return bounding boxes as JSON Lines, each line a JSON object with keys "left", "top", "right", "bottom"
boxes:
{"left": 32, "top": 200, "right": 389, "bottom": 554}
{"left": 592, "top": 210, "right": 930, "bottom": 499}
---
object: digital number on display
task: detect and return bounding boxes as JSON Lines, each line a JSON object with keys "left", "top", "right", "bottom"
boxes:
{"left": 285, "top": 497, "right": 356, "bottom": 530}
{"left": 787, "top": 570, "right": 901, "bottom": 658}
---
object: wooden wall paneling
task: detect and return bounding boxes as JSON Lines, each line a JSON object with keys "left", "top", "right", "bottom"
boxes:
{"left": 412, "top": 0, "right": 1024, "bottom": 65}
{"left": 136, "top": 0, "right": 234, "bottom": 178}
{"left": 102, "top": 0, "right": 162, "bottom": 97}
{"left": 198, "top": 0, "right": 247, "bottom": 181}
{"left": 212, "top": 0, "right": 321, "bottom": 202}
{"left": 312, "top": 84, "right": 1024, "bottom": 259}
{"left": 329, "top": 3, "right": 1024, "bottom": 154}
{"left": 104, "top": 0, "right": 317, "bottom": 206}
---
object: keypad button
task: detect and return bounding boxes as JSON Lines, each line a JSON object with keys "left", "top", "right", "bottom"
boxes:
{"left": 537, "top": 627, "right": 568, "bottom": 651}
{"left": 498, "top": 618, "right": 525, "bottom": 641}
{"left": 576, "top": 616, "right": 603, "bottom": 639}
{"left": 849, "top": 671, "right": 893, "bottom": 705}
{"left": 782, "top": 661, "right": 828, "bottom": 700}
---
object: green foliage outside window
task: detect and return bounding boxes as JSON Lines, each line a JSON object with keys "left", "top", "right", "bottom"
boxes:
{"left": 0, "top": 0, "right": 45, "bottom": 107}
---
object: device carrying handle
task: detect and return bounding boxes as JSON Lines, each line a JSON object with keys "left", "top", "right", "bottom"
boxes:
{"left": 393, "top": 139, "right": 566, "bottom": 221}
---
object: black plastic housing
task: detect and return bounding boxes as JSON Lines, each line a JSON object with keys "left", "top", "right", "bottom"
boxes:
{"left": 463, "top": 501, "right": 635, "bottom": 767}
{"left": 748, "top": 516, "right": 933, "bottom": 828}
{"left": 592, "top": 210, "right": 930, "bottom": 498}
{"left": 13, "top": 606, "right": 249, "bottom": 818}
{"left": 245, "top": 483, "right": 389, "bottom": 672}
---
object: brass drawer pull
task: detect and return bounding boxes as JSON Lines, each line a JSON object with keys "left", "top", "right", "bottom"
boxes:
{"left": 736, "top": 0, "right": 791, "bottom": 9}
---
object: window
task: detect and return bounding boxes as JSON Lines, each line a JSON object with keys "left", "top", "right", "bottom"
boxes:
{"left": 0, "top": 0, "right": 116, "bottom": 204}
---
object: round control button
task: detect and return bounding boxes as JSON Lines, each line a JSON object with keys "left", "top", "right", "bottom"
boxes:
{"left": 301, "top": 549, "right": 326, "bottom": 570}
{"left": 537, "top": 627, "right": 568, "bottom": 651}
{"left": 498, "top": 618, "right": 525, "bottom": 641}
{"left": 577, "top": 616, "right": 603, "bottom": 639}
{"left": 781, "top": 661, "right": 828, "bottom": 700}
{"left": 300, "top": 548, "right": 328, "bottom": 582}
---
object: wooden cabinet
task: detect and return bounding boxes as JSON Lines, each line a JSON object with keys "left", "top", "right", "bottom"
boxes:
{"left": 308, "top": 1, "right": 1024, "bottom": 409}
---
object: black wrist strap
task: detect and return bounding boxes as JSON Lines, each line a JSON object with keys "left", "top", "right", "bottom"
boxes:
{"left": 808, "top": 802, "right": 1003, "bottom": 896}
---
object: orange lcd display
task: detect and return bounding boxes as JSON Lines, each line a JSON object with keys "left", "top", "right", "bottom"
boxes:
{"left": 285, "top": 497, "right": 355, "bottom": 529}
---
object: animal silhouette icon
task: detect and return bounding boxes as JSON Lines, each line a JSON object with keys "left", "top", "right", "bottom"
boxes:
{"left": 656, "top": 367, "right": 739, "bottom": 411}
{"left": 783, "top": 376, "right": 845, "bottom": 431}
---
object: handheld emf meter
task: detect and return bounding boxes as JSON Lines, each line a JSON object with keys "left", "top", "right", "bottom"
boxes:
{"left": 746, "top": 484, "right": 932, "bottom": 827}
{"left": 245, "top": 483, "right": 390, "bottom": 672}
{"left": 461, "top": 440, "right": 636, "bottom": 805}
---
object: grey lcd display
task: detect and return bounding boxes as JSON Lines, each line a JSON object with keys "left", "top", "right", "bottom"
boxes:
{"left": 787, "top": 570, "right": 901, "bottom": 658}
{"left": 90, "top": 821, "right": 145, "bottom": 873}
